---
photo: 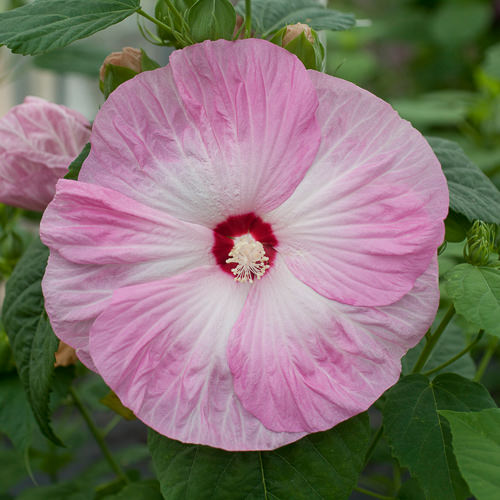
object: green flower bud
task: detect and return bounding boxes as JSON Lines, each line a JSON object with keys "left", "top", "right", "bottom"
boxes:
{"left": 155, "top": 0, "right": 196, "bottom": 47}
{"left": 270, "top": 23, "right": 325, "bottom": 71}
{"left": 463, "top": 220, "right": 497, "bottom": 266}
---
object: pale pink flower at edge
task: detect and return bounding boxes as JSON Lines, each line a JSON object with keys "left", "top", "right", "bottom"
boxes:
{"left": 0, "top": 97, "right": 91, "bottom": 211}
{"left": 40, "top": 39, "right": 449, "bottom": 451}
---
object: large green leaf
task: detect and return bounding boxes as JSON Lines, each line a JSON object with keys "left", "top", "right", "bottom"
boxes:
{"left": 428, "top": 137, "right": 500, "bottom": 224}
{"left": 0, "top": 373, "right": 35, "bottom": 451}
{"left": 440, "top": 408, "right": 500, "bottom": 500}
{"left": 401, "top": 321, "right": 475, "bottom": 378}
{"left": 445, "top": 264, "right": 500, "bottom": 338}
{"left": 149, "top": 413, "right": 369, "bottom": 499}
{"left": 383, "top": 374, "right": 496, "bottom": 500}
{"left": 236, "top": 0, "right": 355, "bottom": 37}
{"left": 2, "top": 238, "right": 61, "bottom": 445}
{"left": 0, "top": 0, "right": 140, "bottom": 56}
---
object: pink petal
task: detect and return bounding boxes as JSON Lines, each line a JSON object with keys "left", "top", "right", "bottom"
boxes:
{"left": 267, "top": 72, "right": 448, "bottom": 307}
{"left": 41, "top": 180, "right": 214, "bottom": 369}
{"left": 228, "top": 256, "right": 439, "bottom": 434}
{"left": 79, "top": 39, "right": 320, "bottom": 226}
{"left": 0, "top": 97, "right": 90, "bottom": 211}
{"left": 41, "top": 179, "right": 214, "bottom": 266}
{"left": 89, "top": 267, "right": 305, "bottom": 451}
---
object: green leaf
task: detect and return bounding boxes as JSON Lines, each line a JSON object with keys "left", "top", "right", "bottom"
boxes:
{"left": 105, "top": 480, "right": 163, "bottom": 499}
{"left": 17, "top": 481, "right": 94, "bottom": 500}
{"left": 65, "top": 143, "right": 91, "bottom": 181}
{"left": 236, "top": 0, "right": 355, "bottom": 37}
{"left": 2, "top": 238, "right": 62, "bottom": 445}
{"left": 101, "top": 64, "right": 138, "bottom": 99}
{"left": 428, "top": 137, "right": 500, "bottom": 224}
{"left": 0, "top": 373, "right": 35, "bottom": 451}
{"left": 188, "top": 0, "right": 236, "bottom": 42}
{"left": 149, "top": 413, "right": 370, "bottom": 500}
{"left": 33, "top": 43, "right": 109, "bottom": 77}
{"left": 140, "top": 48, "right": 161, "bottom": 71}
{"left": 0, "top": 0, "right": 141, "bottom": 56}
{"left": 401, "top": 321, "right": 475, "bottom": 379}
{"left": 383, "top": 373, "right": 496, "bottom": 500}
{"left": 440, "top": 408, "right": 500, "bottom": 500}
{"left": 445, "top": 264, "right": 500, "bottom": 338}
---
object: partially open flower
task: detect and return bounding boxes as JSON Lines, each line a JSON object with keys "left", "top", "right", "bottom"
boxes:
{"left": 0, "top": 97, "right": 91, "bottom": 211}
{"left": 41, "top": 39, "right": 448, "bottom": 451}
{"left": 282, "top": 23, "right": 314, "bottom": 47}
{"left": 99, "top": 47, "right": 142, "bottom": 82}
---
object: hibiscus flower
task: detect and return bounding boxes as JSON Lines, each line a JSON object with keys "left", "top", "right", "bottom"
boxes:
{"left": 0, "top": 97, "right": 90, "bottom": 211}
{"left": 40, "top": 39, "right": 448, "bottom": 451}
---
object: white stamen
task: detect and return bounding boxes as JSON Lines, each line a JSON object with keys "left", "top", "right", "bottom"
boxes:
{"left": 226, "top": 234, "right": 270, "bottom": 283}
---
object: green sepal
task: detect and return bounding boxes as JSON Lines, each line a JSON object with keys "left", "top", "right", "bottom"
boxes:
{"left": 141, "top": 48, "right": 161, "bottom": 71}
{"left": 65, "top": 143, "right": 91, "bottom": 181}
{"left": 188, "top": 0, "right": 236, "bottom": 42}
{"left": 155, "top": 0, "right": 196, "bottom": 46}
{"left": 101, "top": 64, "right": 139, "bottom": 99}
{"left": 100, "top": 391, "right": 136, "bottom": 420}
{"left": 286, "top": 29, "right": 325, "bottom": 71}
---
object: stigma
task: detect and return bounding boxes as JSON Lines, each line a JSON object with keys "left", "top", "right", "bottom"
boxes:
{"left": 226, "top": 234, "right": 270, "bottom": 283}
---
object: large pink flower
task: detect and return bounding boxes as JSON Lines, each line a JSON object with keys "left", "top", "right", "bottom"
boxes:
{"left": 0, "top": 96, "right": 90, "bottom": 211}
{"left": 40, "top": 39, "right": 448, "bottom": 451}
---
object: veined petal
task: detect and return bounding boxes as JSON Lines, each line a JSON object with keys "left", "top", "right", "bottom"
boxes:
{"left": 41, "top": 179, "right": 214, "bottom": 266}
{"left": 267, "top": 72, "right": 448, "bottom": 307}
{"left": 41, "top": 180, "right": 214, "bottom": 369}
{"left": 79, "top": 39, "right": 320, "bottom": 227}
{"left": 228, "top": 256, "right": 439, "bottom": 434}
{"left": 89, "top": 267, "right": 305, "bottom": 451}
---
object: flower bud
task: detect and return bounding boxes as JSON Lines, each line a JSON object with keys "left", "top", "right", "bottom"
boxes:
{"left": 282, "top": 23, "right": 314, "bottom": 47}
{"left": 99, "top": 47, "right": 142, "bottom": 82}
{"left": 270, "top": 23, "right": 325, "bottom": 71}
{"left": 54, "top": 341, "right": 78, "bottom": 367}
{"left": 0, "top": 97, "right": 91, "bottom": 211}
{"left": 464, "top": 220, "right": 497, "bottom": 266}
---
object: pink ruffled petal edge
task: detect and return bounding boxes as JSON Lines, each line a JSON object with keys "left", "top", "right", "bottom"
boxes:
{"left": 88, "top": 266, "right": 306, "bottom": 451}
{"left": 79, "top": 39, "right": 320, "bottom": 227}
{"left": 228, "top": 255, "right": 439, "bottom": 433}
{"left": 267, "top": 72, "right": 448, "bottom": 307}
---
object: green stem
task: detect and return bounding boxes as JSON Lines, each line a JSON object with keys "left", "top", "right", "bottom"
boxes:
{"left": 137, "top": 8, "right": 191, "bottom": 46}
{"left": 245, "top": 0, "right": 252, "bottom": 38}
{"left": 364, "top": 425, "right": 383, "bottom": 466}
{"left": 422, "top": 330, "right": 484, "bottom": 377}
{"left": 70, "top": 387, "right": 129, "bottom": 483}
{"left": 353, "top": 486, "right": 395, "bottom": 500}
{"left": 412, "top": 304, "right": 455, "bottom": 374}
{"left": 474, "top": 336, "right": 499, "bottom": 382}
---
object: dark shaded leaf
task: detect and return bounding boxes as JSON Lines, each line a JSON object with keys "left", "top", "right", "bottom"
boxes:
{"left": 428, "top": 137, "right": 500, "bottom": 224}
{"left": 2, "top": 238, "right": 61, "bottom": 445}
{"left": 384, "top": 374, "right": 496, "bottom": 500}
{"left": 149, "top": 413, "right": 369, "bottom": 500}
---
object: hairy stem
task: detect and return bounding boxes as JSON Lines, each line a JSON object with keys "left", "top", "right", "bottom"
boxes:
{"left": 245, "top": 0, "right": 252, "bottom": 37}
{"left": 474, "top": 336, "right": 499, "bottom": 382}
{"left": 70, "top": 387, "right": 129, "bottom": 483}
{"left": 422, "top": 330, "right": 484, "bottom": 377}
{"left": 412, "top": 304, "right": 455, "bottom": 373}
